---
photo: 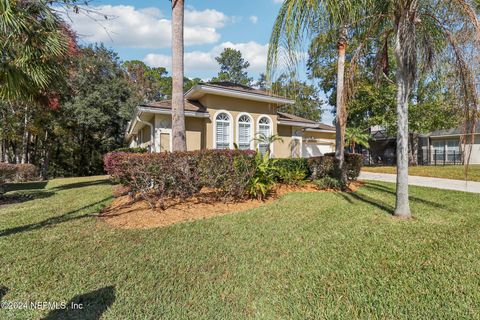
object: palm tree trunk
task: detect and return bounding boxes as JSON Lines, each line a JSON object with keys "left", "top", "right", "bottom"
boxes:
{"left": 335, "top": 27, "right": 348, "bottom": 186}
{"left": 171, "top": 0, "right": 187, "bottom": 152}
{"left": 393, "top": 8, "right": 415, "bottom": 218}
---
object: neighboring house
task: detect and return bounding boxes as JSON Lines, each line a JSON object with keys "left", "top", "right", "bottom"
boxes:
{"left": 125, "top": 82, "right": 335, "bottom": 158}
{"left": 427, "top": 124, "right": 480, "bottom": 164}
{"left": 365, "top": 123, "right": 480, "bottom": 165}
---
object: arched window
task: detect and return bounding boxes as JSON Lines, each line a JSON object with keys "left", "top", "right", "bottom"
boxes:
{"left": 237, "top": 114, "right": 253, "bottom": 150}
{"left": 215, "top": 112, "right": 231, "bottom": 149}
{"left": 257, "top": 116, "right": 272, "bottom": 154}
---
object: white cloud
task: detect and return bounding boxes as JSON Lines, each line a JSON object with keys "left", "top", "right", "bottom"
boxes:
{"left": 63, "top": 5, "right": 231, "bottom": 48}
{"left": 273, "top": 0, "right": 284, "bottom": 3}
{"left": 249, "top": 16, "right": 258, "bottom": 24}
{"left": 144, "top": 41, "right": 269, "bottom": 74}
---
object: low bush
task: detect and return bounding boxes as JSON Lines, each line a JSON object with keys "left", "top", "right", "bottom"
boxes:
{"left": 308, "top": 153, "right": 363, "bottom": 181}
{"left": 104, "top": 150, "right": 257, "bottom": 208}
{"left": 197, "top": 149, "right": 256, "bottom": 200}
{"left": 14, "top": 164, "right": 39, "bottom": 182}
{"left": 104, "top": 152, "right": 200, "bottom": 208}
{"left": 274, "top": 158, "right": 309, "bottom": 185}
{"left": 308, "top": 156, "right": 338, "bottom": 180}
{"left": 314, "top": 177, "right": 343, "bottom": 190}
{"left": 345, "top": 153, "right": 363, "bottom": 181}
{"left": 248, "top": 152, "right": 277, "bottom": 200}
{"left": 0, "top": 163, "right": 17, "bottom": 195}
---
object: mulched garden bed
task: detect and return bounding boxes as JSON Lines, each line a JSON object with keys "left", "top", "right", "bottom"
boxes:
{"left": 100, "top": 182, "right": 363, "bottom": 230}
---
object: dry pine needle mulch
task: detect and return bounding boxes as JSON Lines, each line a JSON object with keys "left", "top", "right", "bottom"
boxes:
{"left": 100, "top": 181, "right": 363, "bottom": 230}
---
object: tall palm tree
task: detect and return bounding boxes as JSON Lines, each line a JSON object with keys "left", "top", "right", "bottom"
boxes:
{"left": 380, "top": 0, "right": 479, "bottom": 217}
{"left": 269, "top": 0, "right": 479, "bottom": 217}
{"left": 268, "top": 0, "right": 371, "bottom": 187}
{"left": 171, "top": 0, "right": 187, "bottom": 151}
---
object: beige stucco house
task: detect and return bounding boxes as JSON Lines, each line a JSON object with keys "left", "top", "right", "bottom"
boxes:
{"left": 126, "top": 82, "right": 335, "bottom": 158}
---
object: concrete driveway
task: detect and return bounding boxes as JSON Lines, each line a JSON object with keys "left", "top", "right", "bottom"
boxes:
{"left": 359, "top": 171, "right": 480, "bottom": 194}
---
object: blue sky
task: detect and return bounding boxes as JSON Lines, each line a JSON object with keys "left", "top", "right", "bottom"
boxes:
{"left": 65, "top": 0, "right": 334, "bottom": 123}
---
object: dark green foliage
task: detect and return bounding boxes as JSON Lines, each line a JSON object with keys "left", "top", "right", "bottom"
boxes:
{"left": 211, "top": 48, "right": 253, "bottom": 85}
{"left": 0, "top": 0, "right": 72, "bottom": 102}
{"left": 313, "top": 176, "right": 343, "bottom": 190}
{"left": 275, "top": 158, "right": 309, "bottom": 185}
{"left": 308, "top": 153, "right": 363, "bottom": 182}
{"left": 197, "top": 150, "right": 257, "bottom": 200}
{"left": 54, "top": 45, "right": 136, "bottom": 177}
{"left": 248, "top": 152, "right": 277, "bottom": 199}
{"left": 271, "top": 74, "right": 324, "bottom": 121}
{"left": 345, "top": 153, "right": 363, "bottom": 181}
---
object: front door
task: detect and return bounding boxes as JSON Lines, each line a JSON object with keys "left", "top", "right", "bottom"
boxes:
{"left": 159, "top": 129, "right": 171, "bottom": 152}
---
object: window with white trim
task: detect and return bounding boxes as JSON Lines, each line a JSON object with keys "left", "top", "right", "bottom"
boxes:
{"left": 258, "top": 116, "right": 272, "bottom": 154}
{"left": 237, "top": 115, "right": 252, "bottom": 150}
{"left": 215, "top": 112, "right": 231, "bottom": 149}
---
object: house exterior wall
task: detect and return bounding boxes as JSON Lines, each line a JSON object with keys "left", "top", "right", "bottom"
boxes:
{"left": 199, "top": 94, "right": 280, "bottom": 154}
{"left": 430, "top": 135, "right": 480, "bottom": 164}
{"left": 275, "top": 124, "right": 294, "bottom": 158}
{"left": 129, "top": 94, "right": 335, "bottom": 158}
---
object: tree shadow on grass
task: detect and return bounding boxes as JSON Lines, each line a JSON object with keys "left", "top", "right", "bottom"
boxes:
{"left": 0, "top": 196, "right": 113, "bottom": 238}
{"left": 336, "top": 191, "right": 395, "bottom": 215}
{"left": 362, "top": 182, "right": 447, "bottom": 209}
{"left": 334, "top": 181, "right": 451, "bottom": 216}
{"left": 5, "top": 181, "right": 49, "bottom": 193}
{"left": 50, "top": 179, "right": 112, "bottom": 192}
{"left": 43, "top": 286, "right": 115, "bottom": 320}
{"left": 0, "top": 191, "right": 55, "bottom": 207}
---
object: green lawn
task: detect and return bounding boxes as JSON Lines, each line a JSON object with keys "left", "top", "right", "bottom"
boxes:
{"left": 363, "top": 165, "right": 480, "bottom": 181}
{"left": 1, "top": 176, "right": 480, "bottom": 319}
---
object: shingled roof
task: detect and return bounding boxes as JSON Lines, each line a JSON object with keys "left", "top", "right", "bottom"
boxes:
{"left": 429, "top": 122, "right": 480, "bottom": 136}
{"left": 140, "top": 99, "right": 207, "bottom": 113}
{"left": 277, "top": 111, "right": 335, "bottom": 131}
{"left": 200, "top": 81, "right": 287, "bottom": 99}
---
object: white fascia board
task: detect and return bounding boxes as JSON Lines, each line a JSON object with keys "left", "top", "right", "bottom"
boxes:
{"left": 137, "top": 106, "right": 210, "bottom": 118}
{"left": 278, "top": 120, "right": 320, "bottom": 128}
{"left": 305, "top": 128, "right": 336, "bottom": 133}
{"left": 185, "top": 85, "right": 294, "bottom": 105}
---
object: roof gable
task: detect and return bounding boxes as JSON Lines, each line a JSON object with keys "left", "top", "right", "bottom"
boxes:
{"left": 185, "top": 82, "right": 294, "bottom": 105}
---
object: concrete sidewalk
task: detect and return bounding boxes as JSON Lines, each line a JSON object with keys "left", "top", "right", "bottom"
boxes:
{"left": 359, "top": 172, "right": 480, "bottom": 194}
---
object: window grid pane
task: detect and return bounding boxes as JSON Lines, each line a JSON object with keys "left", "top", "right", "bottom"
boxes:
{"left": 216, "top": 113, "right": 230, "bottom": 149}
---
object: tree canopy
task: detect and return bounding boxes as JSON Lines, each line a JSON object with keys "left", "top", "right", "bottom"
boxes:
{"left": 212, "top": 48, "right": 253, "bottom": 85}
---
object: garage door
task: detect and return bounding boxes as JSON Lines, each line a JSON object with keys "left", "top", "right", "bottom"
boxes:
{"left": 302, "top": 143, "right": 332, "bottom": 158}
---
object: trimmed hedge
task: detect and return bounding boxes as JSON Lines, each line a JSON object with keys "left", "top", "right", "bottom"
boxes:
{"left": 0, "top": 163, "right": 39, "bottom": 185}
{"left": 307, "top": 153, "right": 363, "bottom": 181}
{"left": 113, "top": 147, "right": 148, "bottom": 153}
{"left": 274, "top": 158, "right": 309, "bottom": 185}
{"left": 0, "top": 163, "right": 17, "bottom": 195}
{"left": 104, "top": 150, "right": 257, "bottom": 208}
{"left": 14, "top": 164, "right": 38, "bottom": 182}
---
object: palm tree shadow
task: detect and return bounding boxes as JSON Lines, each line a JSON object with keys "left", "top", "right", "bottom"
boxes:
{"left": 336, "top": 191, "right": 395, "bottom": 215}
{"left": 43, "top": 286, "right": 115, "bottom": 320}
{"left": 363, "top": 182, "right": 446, "bottom": 209}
